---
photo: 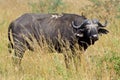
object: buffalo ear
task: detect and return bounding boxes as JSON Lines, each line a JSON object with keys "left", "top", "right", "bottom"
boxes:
{"left": 98, "top": 28, "right": 109, "bottom": 34}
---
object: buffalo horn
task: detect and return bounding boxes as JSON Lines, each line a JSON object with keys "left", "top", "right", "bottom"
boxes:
{"left": 98, "top": 20, "right": 107, "bottom": 27}
{"left": 72, "top": 19, "right": 88, "bottom": 29}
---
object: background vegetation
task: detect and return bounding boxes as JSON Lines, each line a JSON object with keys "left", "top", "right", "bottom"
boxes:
{"left": 0, "top": 0, "right": 120, "bottom": 80}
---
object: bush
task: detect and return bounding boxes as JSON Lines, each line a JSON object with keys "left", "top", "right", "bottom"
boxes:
{"left": 81, "top": 0, "right": 120, "bottom": 20}
{"left": 28, "top": 0, "right": 65, "bottom": 13}
{"left": 97, "top": 51, "right": 120, "bottom": 79}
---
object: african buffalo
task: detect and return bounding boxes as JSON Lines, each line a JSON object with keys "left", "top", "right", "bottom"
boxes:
{"left": 8, "top": 13, "right": 109, "bottom": 69}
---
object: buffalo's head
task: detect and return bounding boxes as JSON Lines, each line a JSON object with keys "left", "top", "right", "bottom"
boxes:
{"left": 72, "top": 19, "right": 109, "bottom": 46}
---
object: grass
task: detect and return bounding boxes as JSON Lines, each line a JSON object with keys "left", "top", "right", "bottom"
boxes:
{"left": 0, "top": 0, "right": 120, "bottom": 80}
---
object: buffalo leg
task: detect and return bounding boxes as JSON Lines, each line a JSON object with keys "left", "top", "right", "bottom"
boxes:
{"left": 64, "top": 52, "right": 73, "bottom": 70}
{"left": 72, "top": 52, "right": 81, "bottom": 71}
{"left": 12, "top": 41, "right": 26, "bottom": 70}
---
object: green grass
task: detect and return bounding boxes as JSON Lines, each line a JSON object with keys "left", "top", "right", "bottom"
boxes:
{"left": 28, "top": 0, "right": 65, "bottom": 13}
{"left": 0, "top": 0, "right": 120, "bottom": 80}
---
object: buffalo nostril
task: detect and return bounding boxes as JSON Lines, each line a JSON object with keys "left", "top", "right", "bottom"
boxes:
{"left": 92, "top": 34, "right": 97, "bottom": 37}
{"left": 91, "top": 34, "right": 98, "bottom": 40}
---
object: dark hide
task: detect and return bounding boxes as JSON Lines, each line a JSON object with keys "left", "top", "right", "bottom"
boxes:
{"left": 8, "top": 13, "right": 109, "bottom": 70}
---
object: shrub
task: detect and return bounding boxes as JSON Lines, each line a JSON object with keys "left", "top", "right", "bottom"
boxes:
{"left": 97, "top": 51, "right": 120, "bottom": 79}
{"left": 28, "top": 0, "right": 65, "bottom": 13}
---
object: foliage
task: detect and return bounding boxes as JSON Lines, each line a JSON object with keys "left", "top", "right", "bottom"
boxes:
{"left": 105, "top": 51, "right": 120, "bottom": 76}
{"left": 82, "top": 0, "right": 120, "bottom": 20}
{"left": 0, "top": 0, "right": 120, "bottom": 80}
{"left": 28, "top": 0, "right": 65, "bottom": 13}
{"left": 96, "top": 50, "right": 120, "bottom": 79}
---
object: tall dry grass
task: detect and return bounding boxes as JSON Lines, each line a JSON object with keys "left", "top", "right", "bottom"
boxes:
{"left": 0, "top": 0, "right": 120, "bottom": 80}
